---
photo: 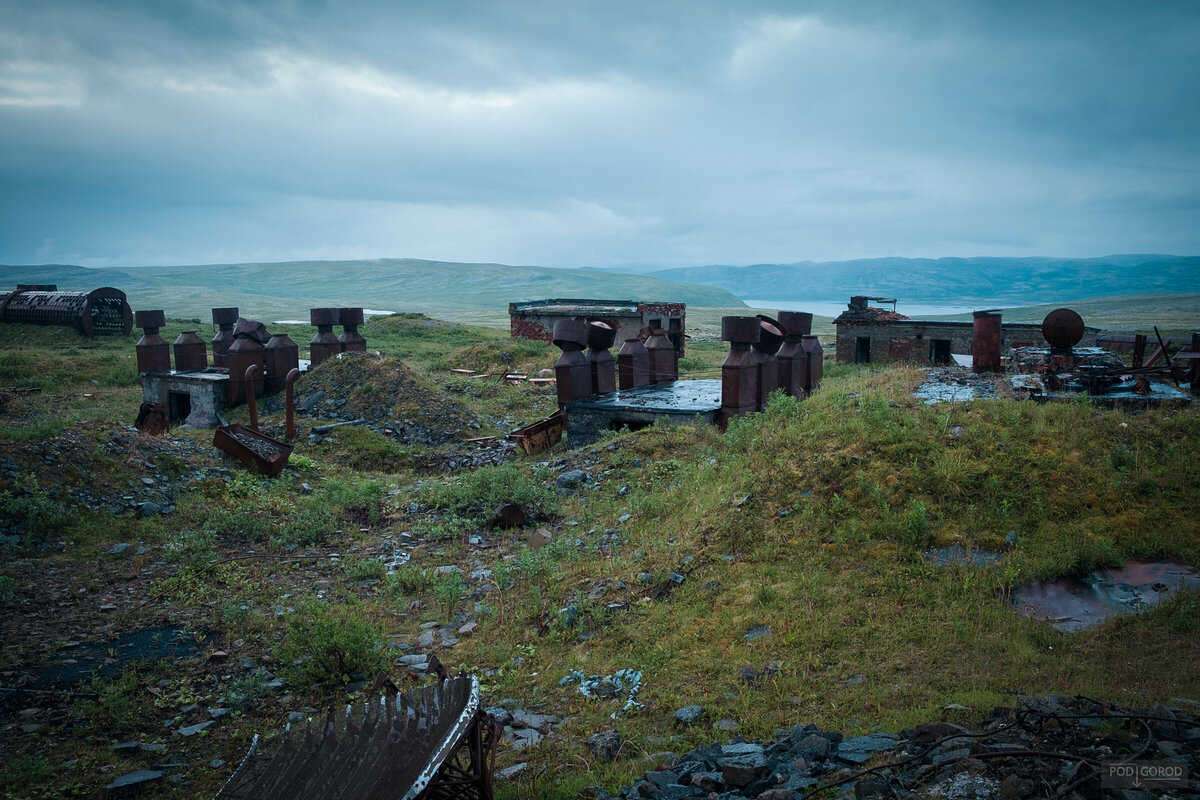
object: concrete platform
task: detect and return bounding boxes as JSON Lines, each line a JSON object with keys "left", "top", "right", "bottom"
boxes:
{"left": 565, "top": 379, "right": 721, "bottom": 447}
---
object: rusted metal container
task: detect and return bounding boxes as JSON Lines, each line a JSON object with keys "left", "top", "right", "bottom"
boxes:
{"left": 645, "top": 328, "right": 678, "bottom": 384}
{"left": 617, "top": 337, "right": 650, "bottom": 389}
{"left": 172, "top": 331, "right": 208, "bottom": 372}
{"left": 1191, "top": 332, "right": 1200, "bottom": 396}
{"left": 1042, "top": 308, "right": 1085, "bottom": 351}
{"left": 553, "top": 319, "right": 592, "bottom": 407}
{"left": 721, "top": 316, "right": 761, "bottom": 420}
{"left": 753, "top": 315, "right": 784, "bottom": 410}
{"left": 226, "top": 335, "right": 265, "bottom": 407}
{"left": 0, "top": 286, "right": 132, "bottom": 337}
{"left": 339, "top": 307, "right": 367, "bottom": 353}
{"left": 775, "top": 311, "right": 810, "bottom": 397}
{"left": 134, "top": 309, "right": 170, "bottom": 374}
{"left": 213, "top": 424, "right": 293, "bottom": 477}
{"left": 135, "top": 401, "right": 169, "bottom": 435}
{"left": 211, "top": 307, "right": 239, "bottom": 367}
{"left": 509, "top": 410, "right": 567, "bottom": 454}
{"left": 801, "top": 334, "right": 823, "bottom": 394}
{"left": 309, "top": 307, "right": 341, "bottom": 366}
{"left": 586, "top": 321, "right": 617, "bottom": 395}
{"left": 972, "top": 310, "right": 1002, "bottom": 373}
{"left": 263, "top": 333, "right": 299, "bottom": 396}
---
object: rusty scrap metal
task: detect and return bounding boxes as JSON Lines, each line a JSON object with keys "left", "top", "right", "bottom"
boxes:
{"left": 244, "top": 364, "right": 262, "bottom": 431}
{"left": 508, "top": 410, "right": 566, "bottom": 454}
{"left": 134, "top": 402, "right": 169, "bottom": 436}
{"left": 214, "top": 676, "right": 498, "bottom": 800}
{"left": 0, "top": 286, "right": 132, "bottom": 337}
{"left": 213, "top": 424, "right": 293, "bottom": 477}
{"left": 972, "top": 310, "right": 1003, "bottom": 373}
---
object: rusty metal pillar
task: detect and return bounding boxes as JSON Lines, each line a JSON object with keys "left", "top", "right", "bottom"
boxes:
{"left": 211, "top": 307, "right": 238, "bottom": 367}
{"left": 339, "top": 307, "right": 367, "bottom": 353}
{"left": 285, "top": 368, "right": 301, "bottom": 438}
{"left": 617, "top": 338, "right": 650, "bottom": 389}
{"left": 776, "top": 311, "right": 811, "bottom": 398}
{"left": 264, "top": 333, "right": 299, "bottom": 397}
{"left": 309, "top": 308, "right": 341, "bottom": 367}
{"left": 721, "top": 316, "right": 761, "bottom": 421}
{"left": 244, "top": 364, "right": 261, "bottom": 431}
{"left": 645, "top": 328, "right": 678, "bottom": 384}
{"left": 972, "top": 310, "right": 1003, "bottom": 373}
{"left": 226, "top": 331, "right": 266, "bottom": 408}
{"left": 173, "top": 331, "right": 207, "bottom": 372}
{"left": 753, "top": 315, "right": 784, "bottom": 410}
{"left": 553, "top": 319, "right": 592, "bottom": 408}
{"left": 801, "top": 335, "right": 823, "bottom": 395}
{"left": 135, "top": 310, "right": 171, "bottom": 376}
{"left": 1133, "top": 334, "right": 1147, "bottom": 368}
{"left": 1191, "top": 332, "right": 1200, "bottom": 396}
{"left": 586, "top": 321, "right": 617, "bottom": 395}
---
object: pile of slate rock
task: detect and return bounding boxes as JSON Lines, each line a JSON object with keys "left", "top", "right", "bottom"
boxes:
{"left": 578, "top": 694, "right": 1198, "bottom": 800}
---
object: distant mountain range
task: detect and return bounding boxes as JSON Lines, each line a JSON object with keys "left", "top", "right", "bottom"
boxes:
{"left": 2, "top": 255, "right": 1196, "bottom": 323}
{"left": 649, "top": 254, "right": 1200, "bottom": 305}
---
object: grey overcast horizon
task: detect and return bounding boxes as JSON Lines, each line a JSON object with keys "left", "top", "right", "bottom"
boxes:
{"left": 2, "top": 1, "right": 1198, "bottom": 270}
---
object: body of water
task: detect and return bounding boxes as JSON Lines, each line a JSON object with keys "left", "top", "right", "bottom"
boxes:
{"left": 274, "top": 309, "right": 396, "bottom": 325}
{"left": 743, "top": 299, "right": 993, "bottom": 319}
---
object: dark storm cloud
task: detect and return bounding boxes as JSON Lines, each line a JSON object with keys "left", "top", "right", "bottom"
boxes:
{"left": 1, "top": 0, "right": 1198, "bottom": 266}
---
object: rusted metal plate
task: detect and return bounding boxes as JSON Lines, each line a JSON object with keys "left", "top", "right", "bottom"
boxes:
{"left": 508, "top": 410, "right": 566, "bottom": 454}
{"left": 213, "top": 424, "right": 292, "bottom": 477}
{"left": 215, "top": 676, "right": 494, "bottom": 800}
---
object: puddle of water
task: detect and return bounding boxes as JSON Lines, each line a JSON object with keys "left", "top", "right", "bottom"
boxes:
{"left": 32, "top": 627, "right": 206, "bottom": 688}
{"left": 1011, "top": 561, "right": 1200, "bottom": 633}
{"left": 924, "top": 545, "right": 1004, "bottom": 567}
{"left": 914, "top": 383, "right": 978, "bottom": 404}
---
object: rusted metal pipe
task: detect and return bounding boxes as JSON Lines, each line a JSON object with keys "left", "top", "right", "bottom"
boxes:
{"left": 284, "top": 367, "right": 300, "bottom": 438}
{"left": 245, "top": 364, "right": 261, "bottom": 431}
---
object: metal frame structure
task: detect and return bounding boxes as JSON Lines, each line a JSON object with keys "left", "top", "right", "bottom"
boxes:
{"left": 214, "top": 676, "right": 499, "bottom": 800}
{"left": 0, "top": 287, "right": 133, "bottom": 337}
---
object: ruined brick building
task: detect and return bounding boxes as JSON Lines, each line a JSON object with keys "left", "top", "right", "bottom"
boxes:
{"left": 833, "top": 296, "right": 1099, "bottom": 365}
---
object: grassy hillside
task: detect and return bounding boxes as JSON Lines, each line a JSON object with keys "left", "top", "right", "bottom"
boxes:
{"left": 0, "top": 260, "right": 746, "bottom": 323}
{"left": 0, "top": 319, "right": 1197, "bottom": 799}
{"left": 652, "top": 254, "right": 1200, "bottom": 306}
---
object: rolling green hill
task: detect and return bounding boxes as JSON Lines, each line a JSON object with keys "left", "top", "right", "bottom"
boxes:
{"left": 652, "top": 254, "right": 1200, "bottom": 306}
{"left": 0, "top": 259, "right": 746, "bottom": 324}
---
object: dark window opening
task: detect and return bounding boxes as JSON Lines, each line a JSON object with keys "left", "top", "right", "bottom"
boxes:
{"left": 930, "top": 339, "right": 952, "bottom": 365}
{"left": 609, "top": 419, "right": 651, "bottom": 433}
{"left": 855, "top": 337, "right": 872, "bottom": 364}
{"left": 169, "top": 392, "right": 192, "bottom": 425}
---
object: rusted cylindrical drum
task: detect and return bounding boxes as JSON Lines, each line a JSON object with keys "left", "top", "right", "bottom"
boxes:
{"left": 617, "top": 338, "right": 650, "bottom": 389}
{"left": 801, "top": 335, "right": 823, "bottom": 394}
{"left": 134, "top": 310, "right": 170, "bottom": 374}
{"left": 309, "top": 307, "right": 341, "bottom": 367}
{"left": 553, "top": 319, "right": 592, "bottom": 407}
{"left": 172, "top": 331, "right": 207, "bottom": 372}
{"left": 645, "top": 328, "right": 678, "bottom": 384}
{"left": 338, "top": 307, "right": 367, "bottom": 353}
{"left": 226, "top": 336, "right": 266, "bottom": 407}
{"left": 777, "top": 311, "right": 812, "bottom": 338}
{"left": 972, "top": 310, "right": 1002, "bottom": 373}
{"left": 586, "top": 321, "right": 617, "bottom": 395}
{"left": 264, "top": 334, "right": 300, "bottom": 396}
{"left": 211, "top": 307, "right": 239, "bottom": 367}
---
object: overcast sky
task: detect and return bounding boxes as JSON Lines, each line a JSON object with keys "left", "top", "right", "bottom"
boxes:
{"left": 2, "top": 1, "right": 1198, "bottom": 268}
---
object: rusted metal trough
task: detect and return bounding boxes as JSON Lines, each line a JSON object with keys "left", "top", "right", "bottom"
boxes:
{"left": 213, "top": 424, "right": 293, "bottom": 477}
{"left": 508, "top": 410, "right": 566, "bottom": 454}
{"left": 214, "top": 675, "right": 498, "bottom": 800}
